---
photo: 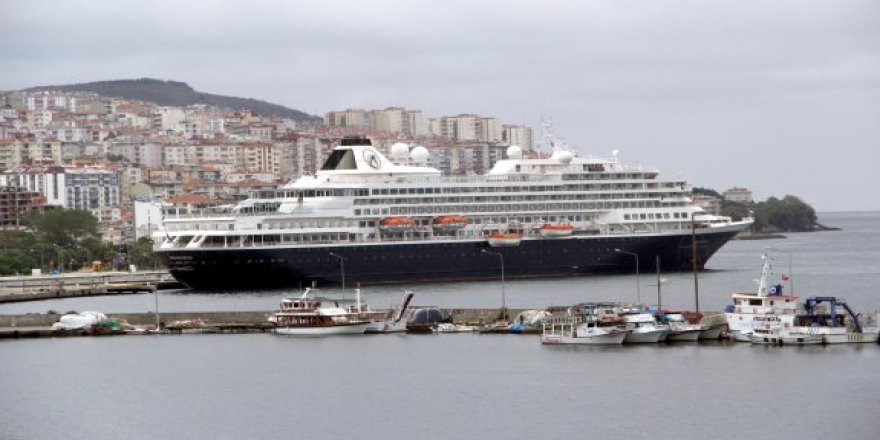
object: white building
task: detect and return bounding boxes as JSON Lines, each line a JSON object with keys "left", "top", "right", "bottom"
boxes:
{"left": 0, "top": 166, "right": 120, "bottom": 221}
{"left": 723, "top": 187, "right": 753, "bottom": 204}
{"left": 502, "top": 124, "right": 534, "bottom": 149}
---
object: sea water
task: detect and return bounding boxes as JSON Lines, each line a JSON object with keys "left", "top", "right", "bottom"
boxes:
{"left": 1, "top": 212, "right": 879, "bottom": 439}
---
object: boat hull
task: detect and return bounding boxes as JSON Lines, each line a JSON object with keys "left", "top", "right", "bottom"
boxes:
{"left": 624, "top": 330, "right": 664, "bottom": 344}
{"left": 159, "top": 227, "right": 742, "bottom": 289}
{"left": 665, "top": 330, "right": 701, "bottom": 342}
{"left": 698, "top": 326, "right": 723, "bottom": 340}
{"left": 274, "top": 322, "right": 370, "bottom": 336}
{"left": 541, "top": 332, "right": 626, "bottom": 345}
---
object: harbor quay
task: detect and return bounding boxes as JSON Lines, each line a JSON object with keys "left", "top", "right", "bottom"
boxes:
{"left": 0, "top": 271, "right": 183, "bottom": 303}
{"left": 0, "top": 308, "right": 724, "bottom": 339}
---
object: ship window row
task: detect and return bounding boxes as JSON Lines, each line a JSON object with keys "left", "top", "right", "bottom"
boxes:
{"left": 354, "top": 191, "right": 687, "bottom": 206}
{"left": 354, "top": 215, "right": 592, "bottom": 228}
{"left": 561, "top": 172, "right": 660, "bottom": 180}
{"left": 256, "top": 189, "right": 370, "bottom": 199}
{"left": 195, "top": 233, "right": 364, "bottom": 247}
{"left": 623, "top": 212, "right": 691, "bottom": 221}
{"left": 366, "top": 180, "right": 679, "bottom": 196}
{"left": 354, "top": 200, "right": 680, "bottom": 217}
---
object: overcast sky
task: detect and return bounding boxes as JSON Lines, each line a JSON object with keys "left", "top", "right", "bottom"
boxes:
{"left": 2, "top": 0, "right": 878, "bottom": 212}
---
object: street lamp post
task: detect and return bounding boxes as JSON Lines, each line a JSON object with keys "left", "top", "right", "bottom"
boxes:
{"left": 328, "top": 252, "right": 345, "bottom": 292}
{"left": 765, "top": 247, "right": 793, "bottom": 294}
{"left": 481, "top": 249, "right": 507, "bottom": 321}
{"left": 614, "top": 248, "right": 640, "bottom": 303}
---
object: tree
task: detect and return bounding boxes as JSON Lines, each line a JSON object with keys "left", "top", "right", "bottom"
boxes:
{"left": 753, "top": 195, "right": 817, "bottom": 232}
{"left": 32, "top": 209, "right": 100, "bottom": 249}
{"left": 693, "top": 187, "right": 722, "bottom": 198}
{"left": 128, "top": 237, "right": 156, "bottom": 269}
{"left": 0, "top": 250, "right": 35, "bottom": 275}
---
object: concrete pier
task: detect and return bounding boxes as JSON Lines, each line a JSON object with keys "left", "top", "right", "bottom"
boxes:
{"left": 0, "top": 271, "right": 183, "bottom": 304}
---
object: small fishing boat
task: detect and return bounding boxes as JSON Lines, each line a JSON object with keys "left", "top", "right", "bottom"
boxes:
{"left": 788, "top": 297, "right": 880, "bottom": 344}
{"left": 657, "top": 312, "right": 702, "bottom": 342}
{"left": 271, "top": 288, "right": 371, "bottom": 336}
{"left": 541, "top": 317, "right": 626, "bottom": 345}
{"left": 542, "top": 303, "right": 626, "bottom": 345}
{"left": 435, "top": 323, "right": 476, "bottom": 333}
{"left": 621, "top": 312, "right": 666, "bottom": 343}
{"left": 539, "top": 223, "right": 574, "bottom": 237}
{"left": 487, "top": 232, "right": 522, "bottom": 247}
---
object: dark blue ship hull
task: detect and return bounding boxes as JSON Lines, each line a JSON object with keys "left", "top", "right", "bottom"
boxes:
{"left": 159, "top": 229, "right": 740, "bottom": 290}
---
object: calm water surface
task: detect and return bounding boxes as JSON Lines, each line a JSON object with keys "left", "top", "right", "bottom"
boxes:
{"left": 2, "top": 212, "right": 879, "bottom": 440}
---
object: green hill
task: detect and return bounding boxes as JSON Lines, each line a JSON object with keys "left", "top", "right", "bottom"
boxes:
{"left": 25, "top": 78, "right": 319, "bottom": 121}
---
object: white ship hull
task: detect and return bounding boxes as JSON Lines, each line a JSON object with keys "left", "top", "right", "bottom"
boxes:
{"left": 275, "top": 322, "right": 371, "bottom": 336}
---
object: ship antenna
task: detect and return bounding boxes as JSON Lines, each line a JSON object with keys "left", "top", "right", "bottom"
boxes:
{"left": 541, "top": 115, "right": 557, "bottom": 152}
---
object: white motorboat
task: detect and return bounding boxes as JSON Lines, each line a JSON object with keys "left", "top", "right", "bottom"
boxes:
{"left": 621, "top": 312, "right": 665, "bottom": 343}
{"left": 435, "top": 323, "right": 476, "bottom": 333}
{"left": 724, "top": 254, "right": 798, "bottom": 342}
{"left": 271, "top": 288, "right": 371, "bottom": 336}
{"left": 748, "top": 315, "right": 785, "bottom": 345}
{"left": 541, "top": 317, "right": 626, "bottom": 345}
{"left": 364, "top": 291, "right": 414, "bottom": 334}
{"left": 657, "top": 312, "right": 702, "bottom": 342}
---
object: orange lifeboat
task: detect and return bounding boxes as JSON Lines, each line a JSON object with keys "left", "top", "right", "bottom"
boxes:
{"left": 488, "top": 232, "right": 522, "bottom": 247}
{"left": 379, "top": 216, "right": 418, "bottom": 230}
{"left": 432, "top": 215, "right": 468, "bottom": 230}
{"left": 540, "top": 223, "right": 574, "bottom": 238}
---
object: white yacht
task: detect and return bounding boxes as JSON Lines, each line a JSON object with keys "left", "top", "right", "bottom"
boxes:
{"left": 270, "top": 288, "right": 372, "bottom": 336}
{"left": 621, "top": 312, "right": 666, "bottom": 343}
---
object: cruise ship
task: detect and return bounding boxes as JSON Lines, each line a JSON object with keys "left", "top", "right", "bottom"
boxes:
{"left": 154, "top": 136, "right": 752, "bottom": 289}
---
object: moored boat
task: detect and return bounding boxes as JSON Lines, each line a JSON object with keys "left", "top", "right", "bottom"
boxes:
{"left": 364, "top": 291, "right": 414, "bottom": 334}
{"left": 271, "top": 288, "right": 371, "bottom": 336}
{"left": 724, "top": 254, "right": 798, "bottom": 342}
{"left": 789, "top": 297, "right": 880, "bottom": 344}
{"left": 621, "top": 311, "right": 666, "bottom": 343}
{"left": 541, "top": 317, "right": 627, "bottom": 345}
{"left": 541, "top": 302, "right": 627, "bottom": 345}
{"left": 657, "top": 312, "right": 702, "bottom": 342}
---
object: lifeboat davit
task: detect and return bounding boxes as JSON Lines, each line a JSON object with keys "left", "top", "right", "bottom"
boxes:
{"left": 432, "top": 215, "right": 468, "bottom": 230}
{"left": 488, "top": 232, "right": 522, "bottom": 247}
{"left": 379, "top": 216, "right": 418, "bottom": 230}
{"left": 540, "top": 223, "right": 574, "bottom": 238}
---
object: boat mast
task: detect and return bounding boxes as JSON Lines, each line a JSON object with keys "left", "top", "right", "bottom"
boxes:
{"left": 692, "top": 214, "right": 700, "bottom": 313}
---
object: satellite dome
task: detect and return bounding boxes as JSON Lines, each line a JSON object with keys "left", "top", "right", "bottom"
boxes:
{"left": 506, "top": 145, "right": 522, "bottom": 159}
{"left": 552, "top": 150, "right": 573, "bottom": 164}
{"left": 410, "top": 146, "right": 429, "bottom": 164}
{"left": 391, "top": 142, "right": 410, "bottom": 159}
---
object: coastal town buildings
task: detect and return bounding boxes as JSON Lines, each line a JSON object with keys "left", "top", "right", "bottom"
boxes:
{"left": 1, "top": 88, "right": 542, "bottom": 241}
